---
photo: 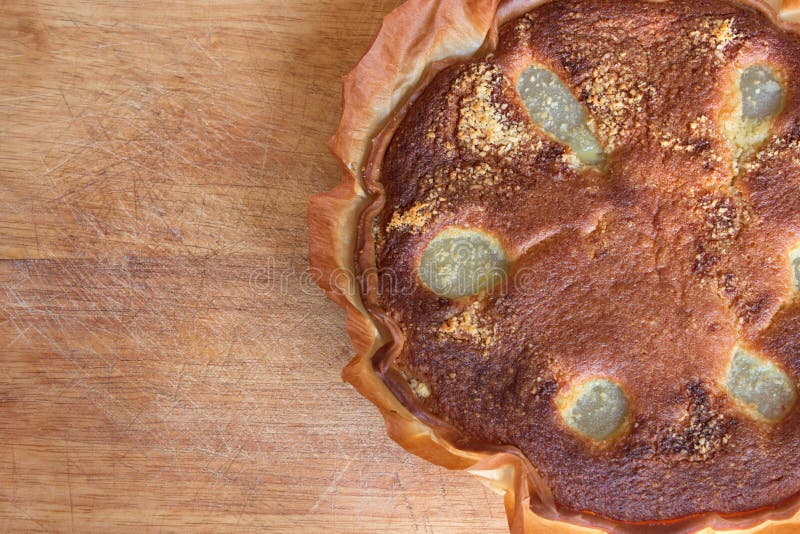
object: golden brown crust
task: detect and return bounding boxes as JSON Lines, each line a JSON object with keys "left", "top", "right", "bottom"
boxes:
{"left": 308, "top": 0, "right": 800, "bottom": 531}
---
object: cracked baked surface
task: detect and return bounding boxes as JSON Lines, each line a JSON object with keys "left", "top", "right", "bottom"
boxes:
{"left": 366, "top": 0, "right": 800, "bottom": 523}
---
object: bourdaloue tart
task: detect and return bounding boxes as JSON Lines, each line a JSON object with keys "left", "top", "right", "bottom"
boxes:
{"left": 309, "top": 0, "right": 800, "bottom": 531}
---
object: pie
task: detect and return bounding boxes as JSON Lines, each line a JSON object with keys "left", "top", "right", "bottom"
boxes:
{"left": 309, "top": 0, "right": 800, "bottom": 531}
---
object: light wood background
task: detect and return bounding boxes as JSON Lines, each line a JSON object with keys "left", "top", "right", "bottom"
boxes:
{"left": 0, "top": 1, "right": 508, "bottom": 531}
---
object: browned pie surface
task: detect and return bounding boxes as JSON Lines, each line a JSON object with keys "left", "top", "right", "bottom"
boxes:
{"left": 370, "top": 0, "right": 800, "bottom": 523}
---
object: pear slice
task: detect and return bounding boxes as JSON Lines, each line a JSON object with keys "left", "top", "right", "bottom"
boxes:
{"left": 517, "top": 65, "right": 604, "bottom": 166}
{"left": 418, "top": 228, "right": 509, "bottom": 299}
{"left": 726, "top": 348, "right": 796, "bottom": 422}
{"left": 726, "top": 65, "right": 785, "bottom": 161}
{"left": 559, "top": 379, "right": 630, "bottom": 441}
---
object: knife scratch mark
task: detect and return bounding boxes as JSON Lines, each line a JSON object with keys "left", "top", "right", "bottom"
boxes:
{"left": 308, "top": 458, "right": 353, "bottom": 513}
{"left": 5, "top": 323, "right": 31, "bottom": 348}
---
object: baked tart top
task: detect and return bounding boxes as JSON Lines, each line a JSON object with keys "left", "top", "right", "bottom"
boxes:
{"left": 310, "top": 0, "right": 800, "bottom": 531}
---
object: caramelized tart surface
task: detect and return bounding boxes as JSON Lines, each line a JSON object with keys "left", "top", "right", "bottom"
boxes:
{"left": 368, "top": 0, "right": 800, "bottom": 522}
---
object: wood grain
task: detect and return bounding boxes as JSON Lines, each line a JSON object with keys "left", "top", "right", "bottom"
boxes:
{"left": 0, "top": 1, "right": 507, "bottom": 531}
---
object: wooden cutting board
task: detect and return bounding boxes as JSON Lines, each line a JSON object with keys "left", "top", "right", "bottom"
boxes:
{"left": 0, "top": 1, "right": 507, "bottom": 531}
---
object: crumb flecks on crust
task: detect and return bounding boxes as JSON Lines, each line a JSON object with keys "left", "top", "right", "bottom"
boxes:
{"left": 437, "top": 300, "right": 496, "bottom": 348}
{"left": 654, "top": 115, "right": 725, "bottom": 168}
{"left": 452, "top": 63, "right": 535, "bottom": 158}
{"left": 580, "top": 58, "right": 652, "bottom": 151}
{"left": 689, "top": 18, "right": 741, "bottom": 61}
{"left": 700, "top": 193, "right": 746, "bottom": 243}
{"left": 658, "top": 381, "right": 733, "bottom": 462}
{"left": 742, "top": 129, "right": 800, "bottom": 173}
{"left": 387, "top": 201, "right": 435, "bottom": 233}
{"left": 384, "top": 163, "right": 501, "bottom": 235}
{"left": 409, "top": 376, "right": 432, "bottom": 398}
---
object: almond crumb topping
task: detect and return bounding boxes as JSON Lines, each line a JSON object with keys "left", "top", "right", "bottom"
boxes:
{"left": 438, "top": 301, "right": 495, "bottom": 347}
{"left": 689, "top": 18, "right": 740, "bottom": 60}
{"left": 454, "top": 63, "right": 534, "bottom": 157}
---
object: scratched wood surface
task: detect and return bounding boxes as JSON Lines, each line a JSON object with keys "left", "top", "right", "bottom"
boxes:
{"left": 0, "top": 1, "right": 508, "bottom": 532}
